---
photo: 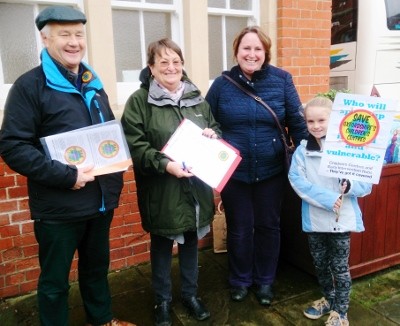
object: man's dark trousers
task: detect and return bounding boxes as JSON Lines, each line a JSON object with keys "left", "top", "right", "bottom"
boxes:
{"left": 34, "top": 211, "right": 114, "bottom": 326}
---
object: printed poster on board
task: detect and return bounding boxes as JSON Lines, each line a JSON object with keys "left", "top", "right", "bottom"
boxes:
{"left": 318, "top": 92, "right": 399, "bottom": 184}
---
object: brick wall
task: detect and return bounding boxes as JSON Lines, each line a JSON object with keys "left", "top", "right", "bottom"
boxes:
{"left": 278, "top": 0, "right": 332, "bottom": 102}
{"left": 0, "top": 1, "right": 332, "bottom": 299}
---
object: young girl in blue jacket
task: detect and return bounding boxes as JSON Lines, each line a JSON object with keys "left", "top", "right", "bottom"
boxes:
{"left": 288, "top": 97, "right": 372, "bottom": 326}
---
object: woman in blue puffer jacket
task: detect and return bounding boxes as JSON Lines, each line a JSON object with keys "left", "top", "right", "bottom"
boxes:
{"left": 206, "top": 26, "right": 308, "bottom": 306}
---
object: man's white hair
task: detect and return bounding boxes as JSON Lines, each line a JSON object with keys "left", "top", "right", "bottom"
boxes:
{"left": 40, "top": 24, "right": 51, "bottom": 37}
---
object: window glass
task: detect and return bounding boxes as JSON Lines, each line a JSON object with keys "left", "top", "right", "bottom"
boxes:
{"left": 226, "top": 16, "right": 248, "bottom": 68}
{"left": 146, "top": 0, "right": 172, "bottom": 4}
{"left": 0, "top": 3, "right": 38, "bottom": 83}
{"left": 207, "top": 0, "right": 258, "bottom": 80}
{"left": 208, "top": 15, "right": 248, "bottom": 78}
{"left": 331, "top": 0, "right": 357, "bottom": 45}
{"left": 112, "top": 9, "right": 172, "bottom": 82}
{"left": 144, "top": 11, "right": 171, "bottom": 49}
{"left": 208, "top": 0, "right": 225, "bottom": 9}
{"left": 230, "top": 0, "right": 251, "bottom": 10}
{"left": 112, "top": 10, "right": 142, "bottom": 82}
{"left": 330, "top": 76, "right": 349, "bottom": 91}
{"left": 385, "top": 0, "right": 400, "bottom": 30}
{"left": 115, "top": 0, "right": 173, "bottom": 3}
{"left": 208, "top": 16, "right": 223, "bottom": 79}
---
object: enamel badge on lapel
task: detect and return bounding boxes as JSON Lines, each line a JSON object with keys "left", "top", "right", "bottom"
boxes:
{"left": 82, "top": 71, "right": 92, "bottom": 83}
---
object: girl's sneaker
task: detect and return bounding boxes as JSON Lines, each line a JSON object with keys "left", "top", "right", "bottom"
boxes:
{"left": 325, "top": 311, "right": 349, "bottom": 326}
{"left": 304, "top": 297, "right": 332, "bottom": 319}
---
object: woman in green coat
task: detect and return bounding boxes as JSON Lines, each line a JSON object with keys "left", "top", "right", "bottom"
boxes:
{"left": 121, "top": 38, "right": 221, "bottom": 326}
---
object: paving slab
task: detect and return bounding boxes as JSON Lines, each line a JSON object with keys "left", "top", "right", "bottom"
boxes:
{"left": 0, "top": 249, "right": 399, "bottom": 326}
{"left": 372, "top": 295, "right": 400, "bottom": 324}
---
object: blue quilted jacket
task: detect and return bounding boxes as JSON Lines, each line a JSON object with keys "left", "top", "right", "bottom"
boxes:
{"left": 205, "top": 65, "right": 308, "bottom": 183}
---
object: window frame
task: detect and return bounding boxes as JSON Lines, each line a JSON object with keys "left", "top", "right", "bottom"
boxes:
{"left": 207, "top": 0, "right": 259, "bottom": 79}
{"left": 111, "top": 0, "right": 183, "bottom": 105}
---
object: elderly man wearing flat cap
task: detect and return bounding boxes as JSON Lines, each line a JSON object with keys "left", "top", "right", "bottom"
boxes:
{"left": 0, "top": 6, "right": 134, "bottom": 326}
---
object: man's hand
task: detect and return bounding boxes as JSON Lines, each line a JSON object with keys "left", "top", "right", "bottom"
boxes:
{"left": 71, "top": 165, "right": 95, "bottom": 190}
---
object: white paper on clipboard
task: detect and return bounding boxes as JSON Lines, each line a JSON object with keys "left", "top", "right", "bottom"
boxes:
{"left": 161, "top": 119, "right": 241, "bottom": 192}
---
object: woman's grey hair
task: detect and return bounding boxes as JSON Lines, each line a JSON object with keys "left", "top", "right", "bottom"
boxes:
{"left": 147, "top": 38, "right": 184, "bottom": 66}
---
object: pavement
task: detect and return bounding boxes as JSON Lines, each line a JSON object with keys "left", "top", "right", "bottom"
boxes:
{"left": 1, "top": 248, "right": 400, "bottom": 326}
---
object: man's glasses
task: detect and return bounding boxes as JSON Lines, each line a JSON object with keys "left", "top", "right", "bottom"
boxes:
{"left": 157, "top": 60, "right": 183, "bottom": 68}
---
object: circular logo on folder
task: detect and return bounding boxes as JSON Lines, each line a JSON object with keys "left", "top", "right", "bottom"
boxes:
{"left": 218, "top": 151, "right": 229, "bottom": 161}
{"left": 64, "top": 146, "right": 86, "bottom": 165}
{"left": 99, "top": 140, "right": 119, "bottom": 158}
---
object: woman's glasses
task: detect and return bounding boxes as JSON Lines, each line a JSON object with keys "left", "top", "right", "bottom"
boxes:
{"left": 157, "top": 60, "right": 183, "bottom": 68}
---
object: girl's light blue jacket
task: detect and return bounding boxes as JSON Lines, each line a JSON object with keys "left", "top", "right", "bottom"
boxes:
{"left": 288, "top": 137, "right": 372, "bottom": 233}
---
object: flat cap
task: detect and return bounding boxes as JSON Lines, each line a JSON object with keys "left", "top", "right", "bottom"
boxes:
{"left": 35, "top": 5, "right": 86, "bottom": 31}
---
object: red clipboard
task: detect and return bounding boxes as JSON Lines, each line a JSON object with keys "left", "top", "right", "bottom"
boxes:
{"left": 162, "top": 119, "right": 241, "bottom": 192}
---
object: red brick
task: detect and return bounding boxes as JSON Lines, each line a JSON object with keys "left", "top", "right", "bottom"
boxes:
{"left": 123, "top": 169, "right": 134, "bottom": 181}
{"left": 22, "top": 244, "right": 39, "bottom": 257}
{"left": 0, "top": 175, "right": 16, "bottom": 189}
{"left": 20, "top": 280, "right": 38, "bottom": 294}
{"left": 131, "top": 223, "right": 146, "bottom": 234}
{"left": 111, "top": 216, "right": 124, "bottom": 227}
{"left": 8, "top": 186, "right": 28, "bottom": 199}
{"left": 15, "top": 257, "right": 39, "bottom": 271}
{"left": 25, "top": 268, "right": 40, "bottom": 281}
{"left": 120, "top": 213, "right": 135, "bottom": 224}
{"left": 0, "top": 239, "right": 14, "bottom": 256}
{"left": 128, "top": 183, "right": 137, "bottom": 192}
{"left": 11, "top": 211, "right": 31, "bottom": 223}
{"left": 0, "top": 214, "right": 11, "bottom": 227}
{"left": 0, "top": 225, "right": 21, "bottom": 239}
{"left": 110, "top": 247, "right": 133, "bottom": 261}
{"left": 110, "top": 237, "right": 125, "bottom": 249}
{"left": 110, "top": 258, "right": 128, "bottom": 271}
{"left": 132, "top": 242, "right": 148, "bottom": 254}
{"left": 21, "top": 222, "right": 34, "bottom": 233}
{"left": 69, "top": 270, "right": 79, "bottom": 283}
{"left": 0, "top": 161, "right": 5, "bottom": 176}
{"left": 18, "top": 198, "right": 30, "bottom": 211}
{"left": 127, "top": 251, "right": 150, "bottom": 265}
{"left": 0, "top": 284, "right": 19, "bottom": 299}
{"left": 0, "top": 262, "right": 16, "bottom": 275}
{"left": 298, "top": 0, "right": 318, "bottom": 10}
{"left": 109, "top": 225, "right": 132, "bottom": 239}
{"left": 124, "top": 232, "right": 148, "bottom": 246}
{"left": 6, "top": 272, "right": 25, "bottom": 286}
{"left": 0, "top": 188, "right": 6, "bottom": 200}
{"left": 0, "top": 200, "right": 18, "bottom": 213}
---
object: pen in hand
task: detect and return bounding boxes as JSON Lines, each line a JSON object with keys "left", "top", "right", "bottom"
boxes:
{"left": 181, "top": 161, "right": 193, "bottom": 183}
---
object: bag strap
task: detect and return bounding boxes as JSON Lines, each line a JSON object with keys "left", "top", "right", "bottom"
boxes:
{"left": 222, "top": 74, "right": 291, "bottom": 150}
